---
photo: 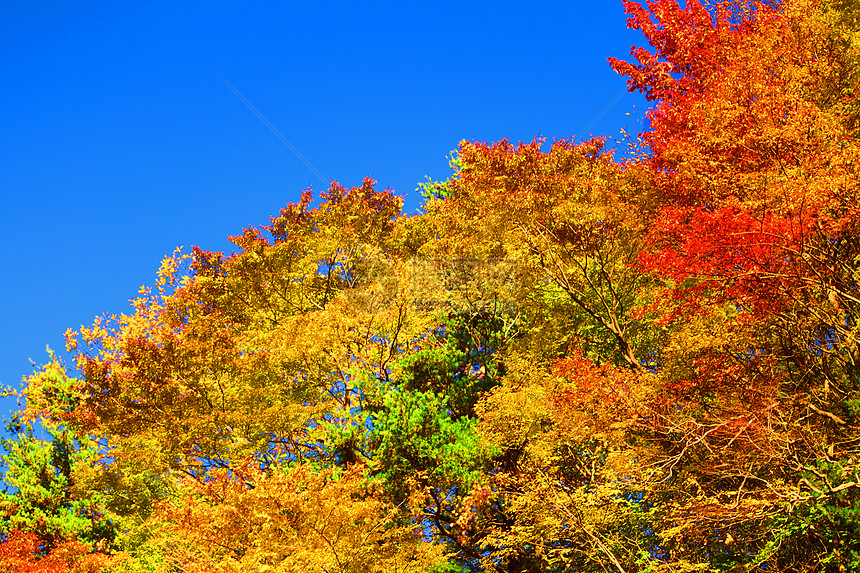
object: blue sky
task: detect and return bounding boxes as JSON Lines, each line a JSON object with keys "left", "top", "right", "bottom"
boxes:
{"left": 0, "top": 1, "right": 648, "bottom": 425}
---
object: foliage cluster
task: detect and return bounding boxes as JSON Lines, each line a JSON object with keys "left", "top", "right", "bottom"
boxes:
{"left": 4, "top": 0, "right": 860, "bottom": 571}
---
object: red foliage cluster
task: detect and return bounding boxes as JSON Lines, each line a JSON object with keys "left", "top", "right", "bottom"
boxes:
{"left": 0, "top": 531, "right": 91, "bottom": 573}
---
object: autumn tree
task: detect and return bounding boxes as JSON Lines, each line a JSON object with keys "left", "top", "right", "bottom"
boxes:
{"left": 5, "top": 1, "right": 860, "bottom": 572}
{"left": 610, "top": 0, "right": 860, "bottom": 569}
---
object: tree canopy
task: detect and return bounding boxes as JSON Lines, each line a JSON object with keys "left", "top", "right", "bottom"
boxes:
{"left": 3, "top": 0, "right": 860, "bottom": 571}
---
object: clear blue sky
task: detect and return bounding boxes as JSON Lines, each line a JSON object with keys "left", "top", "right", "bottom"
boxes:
{"left": 0, "top": 1, "right": 648, "bottom": 424}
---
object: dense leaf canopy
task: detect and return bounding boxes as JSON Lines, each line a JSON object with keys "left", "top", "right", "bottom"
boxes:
{"left": 3, "top": 1, "right": 860, "bottom": 571}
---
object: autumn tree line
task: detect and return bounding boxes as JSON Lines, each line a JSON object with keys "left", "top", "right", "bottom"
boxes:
{"left": 2, "top": 0, "right": 860, "bottom": 571}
